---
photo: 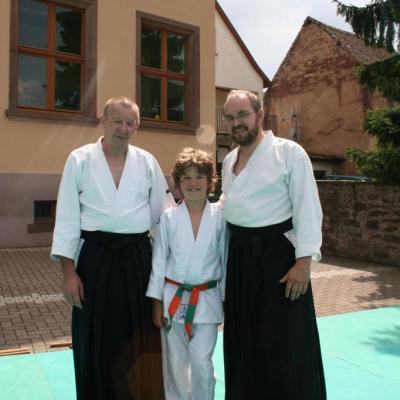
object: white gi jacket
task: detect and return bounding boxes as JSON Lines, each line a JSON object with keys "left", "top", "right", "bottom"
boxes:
{"left": 51, "top": 137, "right": 174, "bottom": 262}
{"left": 221, "top": 131, "right": 322, "bottom": 261}
{"left": 146, "top": 201, "right": 227, "bottom": 324}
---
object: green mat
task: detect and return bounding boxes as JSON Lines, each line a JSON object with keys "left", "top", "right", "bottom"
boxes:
{"left": 0, "top": 350, "right": 75, "bottom": 400}
{"left": 317, "top": 306, "right": 400, "bottom": 400}
{"left": 1, "top": 306, "right": 399, "bottom": 399}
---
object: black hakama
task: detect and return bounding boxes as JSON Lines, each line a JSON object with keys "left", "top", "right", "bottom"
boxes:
{"left": 72, "top": 230, "right": 165, "bottom": 400}
{"left": 224, "top": 220, "right": 326, "bottom": 400}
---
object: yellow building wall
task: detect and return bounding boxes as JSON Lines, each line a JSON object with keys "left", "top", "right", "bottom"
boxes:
{"left": 0, "top": 0, "right": 216, "bottom": 247}
{"left": 0, "top": 0, "right": 216, "bottom": 174}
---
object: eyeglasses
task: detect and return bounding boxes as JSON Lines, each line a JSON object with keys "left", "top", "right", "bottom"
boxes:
{"left": 223, "top": 110, "right": 253, "bottom": 124}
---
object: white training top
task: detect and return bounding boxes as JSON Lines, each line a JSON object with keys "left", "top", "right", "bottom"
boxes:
{"left": 51, "top": 137, "right": 174, "bottom": 262}
{"left": 146, "top": 201, "right": 227, "bottom": 324}
{"left": 220, "top": 131, "right": 322, "bottom": 261}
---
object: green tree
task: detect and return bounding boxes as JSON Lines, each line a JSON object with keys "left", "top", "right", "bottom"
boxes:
{"left": 334, "top": 0, "right": 400, "bottom": 182}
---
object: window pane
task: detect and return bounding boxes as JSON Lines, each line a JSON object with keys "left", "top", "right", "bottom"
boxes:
{"left": 55, "top": 61, "right": 81, "bottom": 111}
{"left": 56, "top": 7, "right": 82, "bottom": 54}
{"left": 167, "top": 79, "right": 185, "bottom": 122}
{"left": 34, "top": 200, "right": 56, "bottom": 222}
{"left": 141, "top": 28, "right": 161, "bottom": 69}
{"left": 19, "top": 0, "right": 48, "bottom": 49}
{"left": 18, "top": 54, "right": 47, "bottom": 108}
{"left": 167, "top": 34, "right": 186, "bottom": 73}
{"left": 141, "top": 75, "right": 161, "bottom": 119}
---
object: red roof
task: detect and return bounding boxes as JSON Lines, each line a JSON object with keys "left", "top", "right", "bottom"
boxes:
{"left": 305, "top": 16, "right": 392, "bottom": 64}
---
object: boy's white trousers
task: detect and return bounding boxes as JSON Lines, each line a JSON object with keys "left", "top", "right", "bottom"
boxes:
{"left": 161, "top": 322, "right": 218, "bottom": 400}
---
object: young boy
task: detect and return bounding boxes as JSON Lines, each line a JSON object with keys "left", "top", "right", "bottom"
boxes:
{"left": 146, "top": 148, "right": 226, "bottom": 400}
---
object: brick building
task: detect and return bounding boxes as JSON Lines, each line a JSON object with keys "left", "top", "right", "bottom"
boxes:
{"left": 266, "top": 16, "right": 392, "bottom": 177}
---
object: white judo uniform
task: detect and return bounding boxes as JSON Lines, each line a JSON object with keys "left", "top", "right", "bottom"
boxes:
{"left": 146, "top": 200, "right": 227, "bottom": 400}
{"left": 221, "top": 130, "right": 322, "bottom": 260}
{"left": 51, "top": 136, "right": 173, "bottom": 262}
{"left": 51, "top": 137, "right": 173, "bottom": 400}
{"left": 221, "top": 131, "right": 326, "bottom": 399}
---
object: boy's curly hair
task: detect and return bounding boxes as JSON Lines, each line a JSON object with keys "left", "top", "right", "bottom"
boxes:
{"left": 171, "top": 148, "right": 217, "bottom": 194}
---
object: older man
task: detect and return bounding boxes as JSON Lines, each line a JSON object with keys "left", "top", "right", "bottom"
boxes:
{"left": 51, "top": 97, "right": 173, "bottom": 400}
{"left": 220, "top": 90, "right": 326, "bottom": 399}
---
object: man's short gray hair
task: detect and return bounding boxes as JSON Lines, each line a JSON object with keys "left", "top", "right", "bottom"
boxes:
{"left": 102, "top": 96, "right": 140, "bottom": 122}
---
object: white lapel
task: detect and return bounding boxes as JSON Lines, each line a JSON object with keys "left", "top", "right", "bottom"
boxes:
{"left": 192, "top": 199, "right": 211, "bottom": 244}
{"left": 93, "top": 137, "right": 118, "bottom": 198}
{"left": 227, "top": 132, "right": 273, "bottom": 194}
{"left": 183, "top": 200, "right": 212, "bottom": 283}
{"left": 180, "top": 201, "right": 196, "bottom": 247}
{"left": 99, "top": 143, "right": 135, "bottom": 230}
{"left": 114, "top": 144, "right": 137, "bottom": 195}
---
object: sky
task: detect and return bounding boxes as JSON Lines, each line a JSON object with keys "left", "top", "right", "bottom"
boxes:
{"left": 218, "top": 0, "right": 372, "bottom": 80}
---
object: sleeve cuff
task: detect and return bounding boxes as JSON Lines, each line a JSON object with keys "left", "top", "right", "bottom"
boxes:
{"left": 50, "top": 246, "right": 77, "bottom": 263}
{"left": 146, "top": 274, "right": 164, "bottom": 300}
{"left": 145, "top": 287, "right": 163, "bottom": 301}
{"left": 295, "top": 248, "right": 321, "bottom": 263}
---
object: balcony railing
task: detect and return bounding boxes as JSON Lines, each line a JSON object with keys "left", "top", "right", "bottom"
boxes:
{"left": 216, "top": 107, "right": 228, "bottom": 133}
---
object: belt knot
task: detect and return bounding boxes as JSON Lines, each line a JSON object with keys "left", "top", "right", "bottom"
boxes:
{"left": 166, "top": 277, "right": 218, "bottom": 340}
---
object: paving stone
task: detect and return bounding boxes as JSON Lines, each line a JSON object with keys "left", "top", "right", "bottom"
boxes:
{"left": 1, "top": 248, "right": 399, "bottom": 353}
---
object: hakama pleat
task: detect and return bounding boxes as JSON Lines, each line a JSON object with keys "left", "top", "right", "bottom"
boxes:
{"left": 223, "top": 221, "right": 326, "bottom": 400}
{"left": 72, "top": 230, "right": 164, "bottom": 400}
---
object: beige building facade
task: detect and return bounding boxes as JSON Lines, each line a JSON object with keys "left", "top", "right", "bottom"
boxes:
{"left": 0, "top": 0, "right": 268, "bottom": 248}
{"left": 267, "top": 17, "right": 390, "bottom": 177}
{"left": 214, "top": 2, "right": 269, "bottom": 173}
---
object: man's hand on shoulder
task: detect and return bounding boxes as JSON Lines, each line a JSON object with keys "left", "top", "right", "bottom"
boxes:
{"left": 61, "top": 257, "right": 84, "bottom": 309}
{"left": 279, "top": 256, "right": 311, "bottom": 301}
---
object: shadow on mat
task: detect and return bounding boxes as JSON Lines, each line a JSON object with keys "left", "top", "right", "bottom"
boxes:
{"left": 362, "top": 325, "right": 400, "bottom": 357}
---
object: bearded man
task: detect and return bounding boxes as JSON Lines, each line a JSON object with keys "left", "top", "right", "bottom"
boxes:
{"left": 220, "top": 90, "right": 326, "bottom": 400}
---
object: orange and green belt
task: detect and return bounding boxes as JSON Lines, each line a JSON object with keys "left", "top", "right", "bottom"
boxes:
{"left": 166, "top": 277, "right": 218, "bottom": 340}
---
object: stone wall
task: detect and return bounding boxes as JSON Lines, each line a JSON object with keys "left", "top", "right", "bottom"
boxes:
{"left": 317, "top": 181, "right": 400, "bottom": 266}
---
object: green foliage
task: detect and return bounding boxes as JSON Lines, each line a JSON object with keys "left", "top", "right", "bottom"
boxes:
{"left": 335, "top": 1, "right": 400, "bottom": 182}
{"left": 335, "top": 1, "right": 400, "bottom": 101}
{"left": 346, "top": 146, "right": 400, "bottom": 182}
{"left": 357, "top": 55, "right": 400, "bottom": 102}
{"left": 346, "top": 106, "right": 400, "bottom": 184}
{"left": 334, "top": 0, "right": 400, "bottom": 52}
{"left": 363, "top": 107, "right": 400, "bottom": 146}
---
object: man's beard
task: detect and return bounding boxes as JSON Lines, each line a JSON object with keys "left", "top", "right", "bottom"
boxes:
{"left": 230, "top": 123, "right": 258, "bottom": 146}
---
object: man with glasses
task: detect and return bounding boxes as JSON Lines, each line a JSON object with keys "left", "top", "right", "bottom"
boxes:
{"left": 51, "top": 97, "right": 173, "bottom": 400}
{"left": 220, "top": 90, "right": 326, "bottom": 399}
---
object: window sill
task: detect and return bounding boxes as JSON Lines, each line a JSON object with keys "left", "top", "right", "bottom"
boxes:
{"left": 6, "top": 109, "right": 99, "bottom": 126}
{"left": 140, "top": 119, "right": 197, "bottom": 134}
{"left": 27, "top": 223, "right": 54, "bottom": 234}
